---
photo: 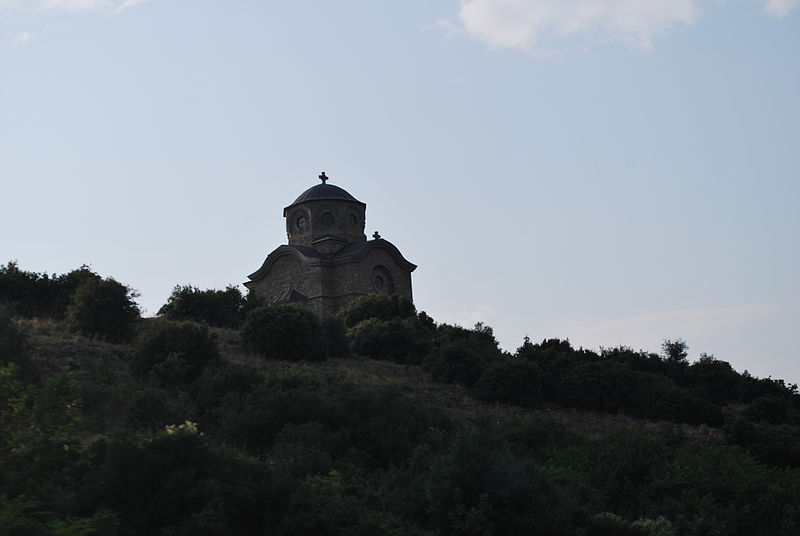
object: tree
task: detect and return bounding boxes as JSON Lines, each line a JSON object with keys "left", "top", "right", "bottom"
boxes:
{"left": 242, "top": 305, "right": 325, "bottom": 361}
{"left": 337, "top": 294, "right": 416, "bottom": 328}
{"left": 348, "top": 317, "right": 431, "bottom": 364}
{"left": 157, "top": 285, "right": 246, "bottom": 328}
{"left": 662, "top": 339, "right": 688, "bottom": 363}
{"left": 131, "top": 320, "right": 220, "bottom": 385}
{"left": 472, "top": 357, "right": 543, "bottom": 407}
{"left": 66, "top": 278, "right": 140, "bottom": 342}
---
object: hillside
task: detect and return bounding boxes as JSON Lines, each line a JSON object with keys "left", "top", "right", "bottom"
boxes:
{"left": 2, "top": 263, "right": 800, "bottom": 535}
{"left": 3, "top": 314, "right": 800, "bottom": 536}
{"left": 24, "top": 317, "right": 722, "bottom": 441}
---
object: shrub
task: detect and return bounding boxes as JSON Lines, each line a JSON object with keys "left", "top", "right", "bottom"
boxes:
{"left": 128, "top": 388, "right": 183, "bottom": 428}
{"left": 66, "top": 277, "right": 140, "bottom": 342}
{"left": 0, "top": 261, "right": 59, "bottom": 318}
{"left": 424, "top": 337, "right": 491, "bottom": 387}
{"left": 86, "top": 426, "right": 271, "bottom": 535}
{"left": 348, "top": 317, "right": 431, "bottom": 364}
{"left": 419, "top": 430, "right": 572, "bottom": 535}
{"left": 724, "top": 417, "right": 800, "bottom": 467}
{"left": 745, "top": 395, "right": 799, "bottom": 425}
{"left": 190, "top": 362, "right": 264, "bottom": 416}
{"left": 337, "top": 294, "right": 416, "bottom": 328}
{"left": 424, "top": 324, "right": 503, "bottom": 387}
{"left": 242, "top": 305, "right": 325, "bottom": 361}
{"left": 158, "top": 284, "right": 246, "bottom": 328}
{"left": 472, "top": 357, "right": 542, "bottom": 407}
{"left": 0, "top": 312, "right": 34, "bottom": 380}
{"left": 131, "top": 321, "right": 220, "bottom": 385}
{"left": 0, "top": 262, "right": 102, "bottom": 319}
{"left": 321, "top": 316, "right": 350, "bottom": 358}
{"left": 586, "top": 513, "right": 649, "bottom": 536}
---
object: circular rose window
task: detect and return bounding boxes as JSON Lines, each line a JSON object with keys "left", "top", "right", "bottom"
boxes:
{"left": 296, "top": 215, "right": 307, "bottom": 230}
{"left": 321, "top": 212, "right": 334, "bottom": 226}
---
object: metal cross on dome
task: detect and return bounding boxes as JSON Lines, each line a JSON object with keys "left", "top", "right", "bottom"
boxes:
{"left": 319, "top": 172, "right": 328, "bottom": 184}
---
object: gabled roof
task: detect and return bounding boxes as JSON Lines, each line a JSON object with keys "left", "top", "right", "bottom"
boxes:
{"left": 273, "top": 287, "right": 308, "bottom": 304}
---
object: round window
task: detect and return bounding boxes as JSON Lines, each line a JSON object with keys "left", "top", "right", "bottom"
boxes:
{"left": 296, "top": 215, "right": 307, "bottom": 230}
{"left": 321, "top": 212, "right": 334, "bottom": 226}
{"left": 373, "top": 276, "right": 384, "bottom": 291}
{"left": 350, "top": 214, "right": 358, "bottom": 226}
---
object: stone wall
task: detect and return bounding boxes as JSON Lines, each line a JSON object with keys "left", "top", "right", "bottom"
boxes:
{"left": 246, "top": 244, "right": 413, "bottom": 317}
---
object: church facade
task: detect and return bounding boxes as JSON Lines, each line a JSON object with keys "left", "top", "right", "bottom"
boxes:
{"left": 245, "top": 173, "right": 416, "bottom": 316}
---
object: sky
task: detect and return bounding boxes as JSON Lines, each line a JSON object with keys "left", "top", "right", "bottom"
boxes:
{"left": 1, "top": 1, "right": 798, "bottom": 383}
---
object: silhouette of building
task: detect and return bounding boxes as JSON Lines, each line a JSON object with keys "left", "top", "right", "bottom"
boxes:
{"left": 245, "top": 173, "right": 416, "bottom": 315}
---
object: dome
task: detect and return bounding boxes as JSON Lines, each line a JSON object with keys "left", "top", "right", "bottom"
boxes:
{"left": 290, "top": 183, "right": 363, "bottom": 206}
{"left": 284, "top": 173, "right": 365, "bottom": 214}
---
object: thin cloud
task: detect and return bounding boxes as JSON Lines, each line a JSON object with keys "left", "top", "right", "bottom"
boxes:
{"left": 0, "top": 0, "right": 151, "bottom": 14}
{"left": 453, "top": 0, "right": 798, "bottom": 54}
{"left": 115, "top": 0, "right": 147, "bottom": 14}
{"left": 9, "top": 30, "right": 36, "bottom": 47}
{"left": 38, "top": 0, "right": 112, "bottom": 12}
{"left": 458, "top": 0, "right": 701, "bottom": 52}
{"left": 761, "top": 0, "right": 800, "bottom": 17}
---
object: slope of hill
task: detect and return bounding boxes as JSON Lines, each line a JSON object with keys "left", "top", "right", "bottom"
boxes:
{"left": 3, "top": 314, "right": 799, "bottom": 536}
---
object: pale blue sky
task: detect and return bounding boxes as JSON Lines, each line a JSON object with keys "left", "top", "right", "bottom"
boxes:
{"left": 1, "top": 1, "right": 798, "bottom": 382}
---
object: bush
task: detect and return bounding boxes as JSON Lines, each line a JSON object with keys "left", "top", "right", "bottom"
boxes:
{"left": 0, "top": 262, "right": 102, "bottom": 319}
{"left": 744, "top": 395, "right": 799, "bottom": 425}
{"left": 0, "top": 312, "right": 34, "bottom": 380}
{"left": 190, "top": 362, "right": 264, "bottom": 417}
{"left": 242, "top": 305, "right": 325, "bottom": 361}
{"left": 86, "top": 426, "right": 271, "bottom": 535}
{"left": 66, "top": 277, "right": 140, "bottom": 342}
{"left": 131, "top": 321, "right": 220, "bottom": 385}
{"left": 321, "top": 316, "right": 350, "bottom": 358}
{"left": 158, "top": 284, "right": 246, "bottom": 328}
{"left": 472, "top": 357, "right": 542, "bottom": 406}
{"left": 724, "top": 417, "right": 800, "bottom": 467}
{"left": 424, "top": 324, "right": 503, "bottom": 387}
{"left": 338, "top": 294, "right": 416, "bottom": 328}
{"left": 418, "top": 430, "right": 572, "bottom": 535}
{"left": 348, "top": 317, "right": 431, "bottom": 364}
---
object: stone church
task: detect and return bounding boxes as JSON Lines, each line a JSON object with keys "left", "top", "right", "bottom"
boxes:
{"left": 245, "top": 173, "right": 416, "bottom": 315}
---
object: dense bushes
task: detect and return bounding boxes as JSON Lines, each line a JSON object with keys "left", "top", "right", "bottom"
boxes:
{"left": 472, "top": 357, "right": 543, "bottom": 406}
{"left": 348, "top": 317, "right": 431, "bottom": 364}
{"left": 131, "top": 320, "right": 220, "bottom": 386}
{"left": 158, "top": 284, "right": 247, "bottom": 328}
{"left": 338, "top": 293, "right": 416, "bottom": 328}
{"left": 423, "top": 323, "right": 504, "bottom": 386}
{"left": 66, "top": 277, "right": 141, "bottom": 342}
{"left": 4, "top": 266, "right": 800, "bottom": 534}
{"left": 0, "top": 262, "right": 141, "bottom": 342}
{"left": 0, "top": 312, "right": 34, "bottom": 379}
{"left": 0, "top": 262, "right": 105, "bottom": 319}
{"left": 242, "top": 305, "right": 326, "bottom": 361}
{"left": 3, "top": 295, "right": 800, "bottom": 535}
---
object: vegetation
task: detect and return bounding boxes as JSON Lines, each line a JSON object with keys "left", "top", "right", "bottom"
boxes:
{"left": 242, "top": 304, "right": 326, "bottom": 361}
{"left": 157, "top": 284, "right": 247, "bottom": 328}
{"left": 2, "top": 263, "right": 800, "bottom": 535}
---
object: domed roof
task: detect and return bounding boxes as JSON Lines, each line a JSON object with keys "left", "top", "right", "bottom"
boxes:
{"left": 290, "top": 183, "right": 363, "bottom": 205}
{"left": 284, "top": 173, "right": 365, "bottom": 213}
